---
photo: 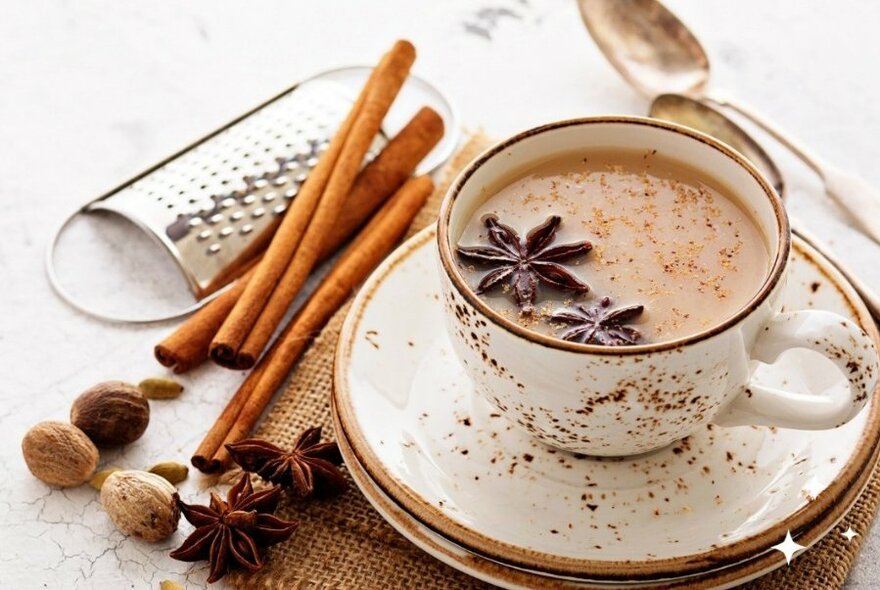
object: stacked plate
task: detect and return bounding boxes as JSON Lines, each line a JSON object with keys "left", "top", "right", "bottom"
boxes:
{"left": 331, "top": 227, "right": 880, "bottom": 589}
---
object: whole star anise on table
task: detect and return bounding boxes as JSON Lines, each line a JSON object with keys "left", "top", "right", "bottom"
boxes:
{"left": 551, "top": 296, "right": 645, "bottom": 346}
{"left": 225, "top": 427, "right": 348, "bottom": 498}
{"left": 169, "top": 473, "right": 297, "bottom": 583}
{"left": 456, "top": 214, "right": 592, "bottom": 313}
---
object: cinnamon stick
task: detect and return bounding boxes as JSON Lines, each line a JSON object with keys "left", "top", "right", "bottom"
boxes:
{"left": 152, "top": 103, "right": 442, "bottom": 374}
{"left": 194, "top": 176, "right": 433, "bottom": 472}
{"left": 190, "top": 356, "right": 268, "bottom": 471}
{"left": 199, "top": 221, "right": 277, "bottom": 297}
{"left": 319, "top": 106, "right": 444, "bottom": 258}
{"left": 154, "top": 267, "right": 254, "bottom": 373}
{"left": 208, "top": 46, "right": 398, "bottom": 368}
{"left": 232, "top": 41, "right": 416, "bottom": 369}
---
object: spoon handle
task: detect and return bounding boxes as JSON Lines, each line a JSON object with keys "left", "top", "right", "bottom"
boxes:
{"left": 821, "top": 165, "right": 880, "bottom": 247}
{"left": 792, "top": 221, "right": 880, "bottom": 325}
{"left": 708, "top": 93, "right": 825, "bottom": 175}
{"left": 710, "top": 92, "right": 880, "bottom": 247}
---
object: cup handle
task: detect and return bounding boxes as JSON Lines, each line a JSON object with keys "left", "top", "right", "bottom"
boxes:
{"left": 715, "top": 310, "right": 879, "bottom": 429}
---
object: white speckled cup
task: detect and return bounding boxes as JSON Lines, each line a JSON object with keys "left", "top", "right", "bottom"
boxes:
{"left": 437, "top": 117, "right": 879, "bottom": 456}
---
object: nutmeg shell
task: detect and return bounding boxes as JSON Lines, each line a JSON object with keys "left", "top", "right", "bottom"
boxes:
{"left": 22, "top": 421, "right": 99, "bottom": 487}
{"left": 70, "top": 381, "right": 150, "bottom": 447}
{"left": 101, "top": 470, "right": 180, "bottom": 541}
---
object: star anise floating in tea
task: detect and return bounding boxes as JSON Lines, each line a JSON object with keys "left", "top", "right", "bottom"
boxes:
{"left": 551, "top": 296, "right": 644, "bottom": 346}
{"left": 226, "top": 427, "right": 348, "bottom": 498}
{"left": 170, "top": 473, "right": 297, "bottom": 583}
{"left": 456, "top": 215, "right": 592, "bottom": 313}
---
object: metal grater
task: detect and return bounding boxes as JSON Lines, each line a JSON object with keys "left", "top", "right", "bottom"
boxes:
{"left": 47, "top": 67, "right": 459, "bottom": 323}
{"left": 92, "top": 79, "right": 384, "bottom": 298}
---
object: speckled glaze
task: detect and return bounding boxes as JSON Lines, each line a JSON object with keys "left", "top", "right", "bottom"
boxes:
{"left": 332, "top": 409, "right": 869, "bottom": 589}
{"left": 333, "top": 226, "right": 880, "bottom": 580}
{"left": 437, "top": 117, "right": 878, "bottom": 455}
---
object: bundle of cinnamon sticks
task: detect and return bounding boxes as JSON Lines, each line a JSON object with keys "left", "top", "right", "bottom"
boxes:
{"left": 152, "top": 40, "right": 443, "bottom": 472}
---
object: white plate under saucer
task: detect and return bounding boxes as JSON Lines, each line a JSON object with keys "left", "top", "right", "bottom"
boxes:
{"left": 332, "top": 407, "right": 853, "bottom": 589}
{"left": 333, "top": 226, "right": 880, "bottom": 582}
{"left": 333, "top": 409, "right": 642, "bottom": 589}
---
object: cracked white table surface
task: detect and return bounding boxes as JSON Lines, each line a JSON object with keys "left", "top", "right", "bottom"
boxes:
{"left": 2, "top": 1, "right": 879, "bottom": 588}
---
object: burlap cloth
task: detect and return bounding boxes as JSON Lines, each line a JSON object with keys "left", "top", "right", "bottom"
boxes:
{"left": 228, "top": 135, "right": 880, "bottom": 589}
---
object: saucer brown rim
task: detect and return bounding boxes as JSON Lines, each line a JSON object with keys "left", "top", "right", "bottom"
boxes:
{"left": 436, "top": 116, "right": 791, "bottom": 356}
{"left": 331, "top": 400, "right": 598, "bottom": 589}
{"left": 333, "top": 394, "right": 880, "bottom": 588}
{"left": 333, "top": 226, "right": 880, "bottom": 580}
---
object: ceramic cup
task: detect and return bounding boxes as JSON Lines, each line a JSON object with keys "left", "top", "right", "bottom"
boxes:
{"left": 437, "top": 117, "right": 879, "bottom": 456}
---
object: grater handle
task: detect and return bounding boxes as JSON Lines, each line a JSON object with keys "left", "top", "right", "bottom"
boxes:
{"left": 45, "top": 208, "right": 228, "bottom": 324}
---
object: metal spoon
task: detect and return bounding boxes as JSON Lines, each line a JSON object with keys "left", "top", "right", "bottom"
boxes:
{"left": 577, "top": 0, "right": 880, "bottom": 247}
{"left": 651, "top": 94, "right": 785, "bottom": 197}
{"left": 649, "top": 93, "right": 880, "bottom": 322}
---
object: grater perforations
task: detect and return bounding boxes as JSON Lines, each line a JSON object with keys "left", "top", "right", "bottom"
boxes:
{"left": 88, "top": 79, "right": 385, "bottom": 297}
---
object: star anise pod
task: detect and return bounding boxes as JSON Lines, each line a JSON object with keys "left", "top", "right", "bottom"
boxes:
{"left": 456, "top": 215, "right": 592, "bottom": 313}
{"left": 169, "top": 473, "right": 297, "bottom": 583}
{"left": 551, "top": 296, "right": 645, "bottom": 346}
{"left": 225, "top": 427, "right": 348, "bottom": 498}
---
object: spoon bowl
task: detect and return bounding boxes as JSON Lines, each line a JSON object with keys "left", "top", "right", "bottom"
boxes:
{"left": 578, "top": 0, "right": 709, "bottom": 97}
{"left": 579, "top": 0, "right": 880, "bottom": 247}
{"left": 650, "top": 93, "right": 785, "bottom": 197}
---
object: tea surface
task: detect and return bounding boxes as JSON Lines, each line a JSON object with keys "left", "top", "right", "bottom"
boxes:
{"left": 455, "top": 149, "right": 770, "bottom": 344}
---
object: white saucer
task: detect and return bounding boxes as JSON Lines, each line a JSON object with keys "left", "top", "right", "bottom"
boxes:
{"left": 333, "top": 412, "right": 642, "bottom": 589}
{"left": 333, "top": 227, "right": 880, "bottom": 581}
{"left": 333, "top": 411, "right": 853, "bottom": 589}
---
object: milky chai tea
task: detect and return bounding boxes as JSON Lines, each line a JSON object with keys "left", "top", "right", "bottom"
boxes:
{"left": 455, "top": 148, "right": 770, "bottom": 345}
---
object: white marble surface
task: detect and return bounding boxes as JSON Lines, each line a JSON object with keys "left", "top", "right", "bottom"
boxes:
{"left": 1, "top": 0, "right": 879, "bottom": 588}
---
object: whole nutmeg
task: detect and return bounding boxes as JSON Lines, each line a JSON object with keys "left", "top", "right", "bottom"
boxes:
{"left": 71, "top": 381, "right": 150, "bottom": 447}
{"left": 22, "top": 421, "right": 99, "bottom": 487}
{"left": 101, "top": 470, "right": 180, "bottom": 541}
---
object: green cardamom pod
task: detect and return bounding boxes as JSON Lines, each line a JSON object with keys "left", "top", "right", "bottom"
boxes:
{"left": 89, "top": 467, "right": 121, "bottom": 491}
{"left": 160, "top": 581, "right": 185, "bottom": 590}
{"left": 148, "top": 461, "right": 189, "bottom": 485}
{"left": 138, "top": 377, "right": 184, "bottom": 400}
